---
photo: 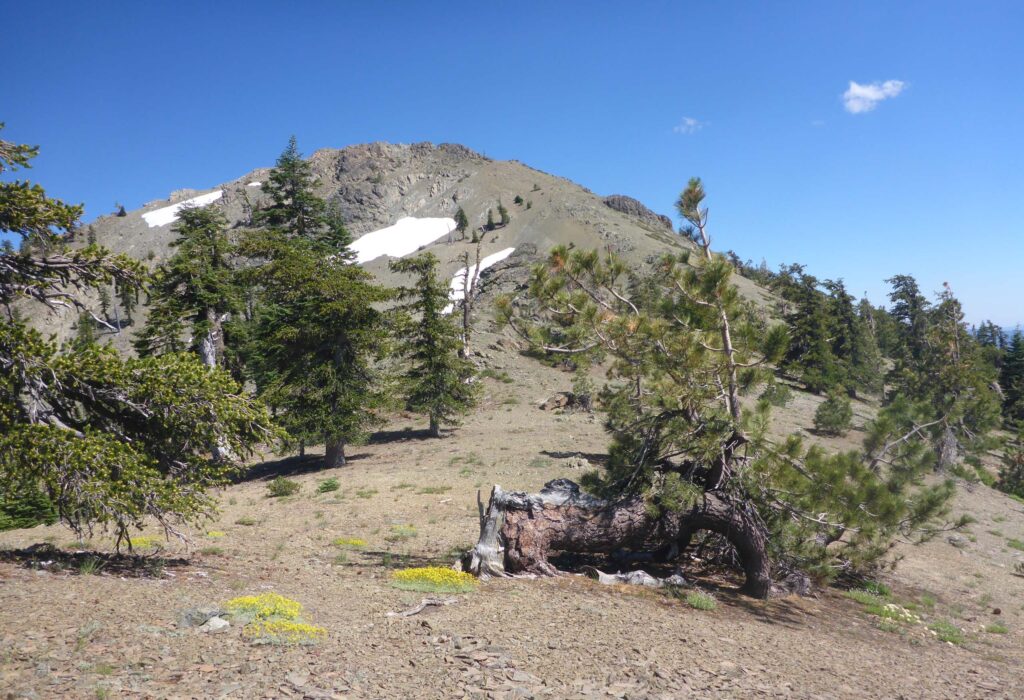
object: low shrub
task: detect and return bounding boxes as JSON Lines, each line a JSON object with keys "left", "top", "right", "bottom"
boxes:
{"left": 386, "top": 525, "right": 417, "bottom": 543}
{"left": 267, "top": 477, "right": 300, "bottom": 498}
{"left": 332, "top": 537, "right": 367, "bottom": 548}
{"left": 317, "top": 478, "right": 340, "bottom": 493}
{"left": 243, "top": 619, "right": 326, "bottom": 645}
{"left": 813, "top": 392, "right": 853, "bottom": 436}
{"left": 683, "top": 591, "right": 717, "bottom": 611}
{"left": 928, "top": 619, "right": 965, "bottom": 644}
{"left": 391, "top": 566, "right": 478, "bottom": 593}
{"left": 207, "top": 530, "right": 226, "bottom": 538}
{"left": 759, "top": 382, "right": 793, "bottom": 408}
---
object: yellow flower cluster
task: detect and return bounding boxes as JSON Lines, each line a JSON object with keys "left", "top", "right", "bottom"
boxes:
{"left": 206, "top": 530, "right": 226, "bottom": 538}
{"left": 242, "top": 619, "right": 326, "bottom": 645}
{"left": 225, "top": 592, "right": 303, "bottom": 621}
{"left": 128, "top": 535, "right": 160, "bottom": 550}
{"left": 332, "top": 537, "right": 367, "bottom": 548}
{"left": 225, "top": 593, "right": 325, "bottom": 645}
{"left": 391, "top": 566, "right": 478, "bottom": 593}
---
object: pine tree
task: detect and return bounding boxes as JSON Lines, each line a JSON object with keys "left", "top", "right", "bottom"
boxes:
{"left": 134, "top": 205, "right": 238, "bottom": 368}
{"left": 486, "top": 208, "right": 495, "bottom": 232}
{"left": 390, "top": 253, "right": 478, "bottom": 437}
{"left": 498, "top": 199, "right": 510, "bottom": 227}
{"left": 497, "top": 177, "right": 959, "bottom": 591}
{"left": 0, "top": 125, "right": 273, "bottom": 543}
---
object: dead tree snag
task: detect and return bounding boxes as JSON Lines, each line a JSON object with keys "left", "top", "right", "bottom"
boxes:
{"left": 462, "top": 479, "right": 771, "bottom": 599}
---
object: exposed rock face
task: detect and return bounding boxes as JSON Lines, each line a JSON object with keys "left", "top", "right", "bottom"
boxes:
{"left": 603, "top": 194, "right": 673, "bottom": 231}
{"left": 39, "top": 140, "right": 775, "bottom": 351}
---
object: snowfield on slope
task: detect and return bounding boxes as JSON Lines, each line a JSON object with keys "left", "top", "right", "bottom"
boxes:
{"left": 351, "top": 217, "right": 457, "bottom": 264}
{"left": 443, "top": 247, "right": 516, "bottom": 314}
{"left": 141, "top": 190, "right": 224, "bottom": 228}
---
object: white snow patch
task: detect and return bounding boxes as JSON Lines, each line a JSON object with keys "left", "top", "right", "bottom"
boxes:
{"left": 443, "top": 247, "right": 515, "bottom": 314}
{"left": 350, "top": 217, "right": 456, "bottom": 264}
{"left": 247, "top": 181, "right": 261, "bottom": 187}
{"left": 141, "top": 190, "right": 224, "bottom": 228}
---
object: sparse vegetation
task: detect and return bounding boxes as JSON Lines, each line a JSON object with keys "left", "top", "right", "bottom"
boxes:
{"left": 267, "top": 477, "right": 300, "bottom": 498}
{"left": 391, "top": 566, "right": 478, "bottom": 593}
{"left": 317, "top": 477, "right": 340, "bottom": 493}
{"left": 683, "top": 591, "right": 717, "bottom": 611}
{"left": 813, "top": 391, "right": 853, "bottom": 436}
{"left": 928, "top": 619, "right": 965, "bottom": 645}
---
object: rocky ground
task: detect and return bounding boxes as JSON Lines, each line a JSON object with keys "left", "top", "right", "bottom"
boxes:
{"left": 2, "top": 329, "right": 1023, "bottom": 699}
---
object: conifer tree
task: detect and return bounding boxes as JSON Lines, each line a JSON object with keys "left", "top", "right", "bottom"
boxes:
{"left": 134, "top": 206, "right": 238, "bottom": 368}
{"left": 823, "top": 279, "right": 883, "bottom": 395}
{"left": 497, "top": 177, "right": 961, "bottom": 592}
{"left": 498, "top": 199, "right": 510, "bottom": 227}
{"left": 774, "top": 265, "right": 839, "bottom": 392}
{"left": 1001, "top": 331, "right": 1024, "bottom": 423}
{"left": 241, "top": 137, "right": 388, "bottom": 467}
{"left": 454, "top": 206, "right": 469, "bottom": 241}
{"left": 389, "top": 253, "right": 478, "bottom": 437}
{"left": 0, "top": 125, "right": 273, "bottom": 543}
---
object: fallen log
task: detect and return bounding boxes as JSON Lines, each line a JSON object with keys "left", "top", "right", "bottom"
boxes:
{"left": 460, "top": 478, "right": 771, "bottom": 598}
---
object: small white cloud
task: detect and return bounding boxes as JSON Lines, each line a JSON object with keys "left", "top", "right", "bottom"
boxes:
{"left": 673, "top": 117, "right": 706, "bottom": 134}
{"left": 842, "top": 80, "right": 906, "bottom": 114}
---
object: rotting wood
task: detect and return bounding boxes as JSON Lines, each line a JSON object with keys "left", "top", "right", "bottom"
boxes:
{"left": 460, "top": 478, "right": 771, "bottom": 598}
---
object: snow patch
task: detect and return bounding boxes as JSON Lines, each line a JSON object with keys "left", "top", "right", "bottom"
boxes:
{"left": 247, "top": 181, "right": 261, "bottom": 187}
{"left": 351, "top": 217, "right": 456, "bottom": 264}
{"left": 141, "top": 190, "right": 224, "bottom": 228}
{"left": 443, "top": 247, "right": 516, "bottom": 314}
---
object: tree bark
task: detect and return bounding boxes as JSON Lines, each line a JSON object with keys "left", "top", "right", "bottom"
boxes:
{"left": 324, "top": 439, "right": 346, "bottom": 468}
{"left": 429, "top": 413, "right": 441, "bottom": 438}
{"left": 462, "top": 479, "right": 771, "bottom": 599}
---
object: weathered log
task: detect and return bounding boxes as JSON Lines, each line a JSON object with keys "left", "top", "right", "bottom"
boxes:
{"left": 461, "top": 478, "right": 772, "bottom": 598}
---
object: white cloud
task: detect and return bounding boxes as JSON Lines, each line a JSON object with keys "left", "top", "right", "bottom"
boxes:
{"left": 673, "top": 117, "right": 706, "bottom": 134}
{"left": 842, "top": 80, "right": 906, "bottom": 114}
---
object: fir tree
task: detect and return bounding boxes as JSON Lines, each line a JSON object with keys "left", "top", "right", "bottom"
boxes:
{"left": 454, "top": 206, "right": 469, "bottom": 241}
{"left": 774, "top": 265, "right": 840, "bottom": 392}
{"left": 389, "top": 253, "right": 478, "bottom": 437}
{"left": 134, "top": 205, "right": 238, "bottom": 368}
{"left": 498, "top": 199, "right": 510, "bottom": 227}
{"left": 1000, "top": 331, "right": 1024, "bottom": 423}
{"left": 240, "top": 137, "right": 388, "bottom": 467}
{"left": 485, "top": 208, "right": 495, "bottom": 232}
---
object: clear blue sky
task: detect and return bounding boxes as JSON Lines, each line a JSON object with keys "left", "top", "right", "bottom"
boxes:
{"left": 3, "top": 1, "right": 1022, "bottom": 325}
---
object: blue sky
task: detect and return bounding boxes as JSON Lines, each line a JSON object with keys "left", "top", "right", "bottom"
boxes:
{"left": 3, "top": 1, "right": 1022, "bottom": 325}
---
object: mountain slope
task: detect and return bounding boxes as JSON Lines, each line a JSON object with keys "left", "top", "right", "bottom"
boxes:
{"left": 49, "top": 142, "right": 771, "bottom": 347}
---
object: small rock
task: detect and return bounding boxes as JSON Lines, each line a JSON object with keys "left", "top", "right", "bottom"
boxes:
{"left": 198, "top": 616, "right": 230, "bottom": 633}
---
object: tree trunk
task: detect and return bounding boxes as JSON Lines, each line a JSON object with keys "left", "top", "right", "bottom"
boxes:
{"left": 325, "top": 439, "right": 346, "bottom": 468}
{"left": 198, "top": 307, "right": 224, "bottom": 370}
{"left": 462, "top": 479, "right": 771, "bottom": 599}
{"left": 429, "top": 414, "right": 441, "bottom": 438}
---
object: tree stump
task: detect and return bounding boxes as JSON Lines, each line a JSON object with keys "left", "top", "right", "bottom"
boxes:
{"left": 461, "top": 478, "right": 771, "bottom": 598}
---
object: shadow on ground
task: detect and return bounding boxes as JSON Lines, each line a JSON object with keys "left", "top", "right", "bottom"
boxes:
{"left": 0, "top": 543, "right": 189, "bottom": 578}
{"left": 239, "top": 452, "right": 371, "bottom": 483}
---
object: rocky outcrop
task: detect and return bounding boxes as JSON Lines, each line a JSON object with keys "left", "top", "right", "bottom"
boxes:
{"left": 603, "top": 194, "right": 673, "bottom": 231}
